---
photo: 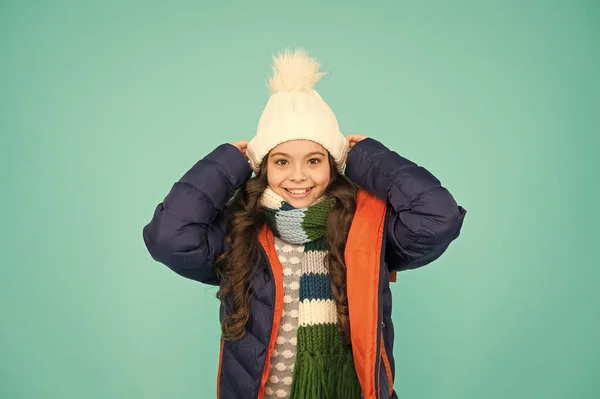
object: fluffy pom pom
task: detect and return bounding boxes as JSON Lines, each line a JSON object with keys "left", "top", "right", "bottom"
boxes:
{"left": 267, "top": 48, "right": 327, "bottom": 94}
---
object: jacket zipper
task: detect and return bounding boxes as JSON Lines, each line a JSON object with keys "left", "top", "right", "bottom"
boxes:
{"left": 375, "top": 320, "right": 382, "bottom": 399}
{"left": 374, "top": 207, "right": 389, "bottom": 399}
{"left": 376, "top": 206, "right": 392, "bottom": 399}
{"left": 380, "top": 326, "right": 393, "bottom": 397}
{"left": 256, "top": 245, "right": 276, "bottom": 399}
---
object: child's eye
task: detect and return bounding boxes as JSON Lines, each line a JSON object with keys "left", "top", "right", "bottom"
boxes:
{"left": 308, "top": 158, "right": 321, "bottom": 164}
{"left": 275, "top": 159, "right": 288, "bottom": 166}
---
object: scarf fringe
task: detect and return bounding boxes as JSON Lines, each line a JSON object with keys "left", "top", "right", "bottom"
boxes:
{"left": 290, "top": 349, "right": 362, "bottom": 399}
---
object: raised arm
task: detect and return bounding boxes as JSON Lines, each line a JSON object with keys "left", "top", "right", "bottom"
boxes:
{"left": 345, "top": 137, "right": 467, "bottom": 272}
{"left": 142, "top": 144, "right": 252, "bottom": 285}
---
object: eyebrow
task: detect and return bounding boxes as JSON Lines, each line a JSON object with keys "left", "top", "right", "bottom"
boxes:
{"left": 269, "top": 151, "right": 326, "bottom": 158}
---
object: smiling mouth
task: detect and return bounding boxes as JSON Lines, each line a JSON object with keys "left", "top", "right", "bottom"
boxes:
{"left": 284, "top": 187, "right": 314, "bottom": 196}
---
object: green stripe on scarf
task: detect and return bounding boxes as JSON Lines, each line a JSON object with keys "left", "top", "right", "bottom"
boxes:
{"left": 291, "top": 325, "right": 362, "bottom": 399}
{"left": 301, "top": 198, "right": 333, "bottom": 241}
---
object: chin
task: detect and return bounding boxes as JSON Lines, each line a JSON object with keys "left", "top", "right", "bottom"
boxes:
{"left": 286, "top": 197, "right": 315, "bottom": 208}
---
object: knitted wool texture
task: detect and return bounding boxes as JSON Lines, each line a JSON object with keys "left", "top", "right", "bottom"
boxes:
{"left": 259, "top": 187, "right": 362, "bottom": 399}
{"left": 246, "top": 48, "right": 349, "bottom": 173}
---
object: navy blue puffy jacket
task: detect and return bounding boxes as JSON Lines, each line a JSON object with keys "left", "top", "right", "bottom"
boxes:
{"left": 142, "top": 137, "right": 466, "bottom": 398}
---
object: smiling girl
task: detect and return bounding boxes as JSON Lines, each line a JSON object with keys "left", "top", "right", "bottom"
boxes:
{"left": 143, "top": 48, "right": 467, "bottom": 399}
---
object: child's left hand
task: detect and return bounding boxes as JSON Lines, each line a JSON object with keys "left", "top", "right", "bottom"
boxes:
{"left": 346, "top": 134, "right": 368, "bottom": 149}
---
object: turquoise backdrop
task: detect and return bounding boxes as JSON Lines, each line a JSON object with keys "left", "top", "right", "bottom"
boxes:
{"left": 2, "top": 1, "right": 598, "bottom": 398}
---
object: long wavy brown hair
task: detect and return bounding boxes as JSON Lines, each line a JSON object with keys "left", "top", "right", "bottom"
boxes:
{"left": 215, "top": 153, "right": 357, "bottom": 345}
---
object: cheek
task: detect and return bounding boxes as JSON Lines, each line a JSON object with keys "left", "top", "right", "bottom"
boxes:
{"left": 313, "top": 168, "right": 331, "bottom": 187}
{"left": 266, "top": 165, "right": 283, "bottom": 187}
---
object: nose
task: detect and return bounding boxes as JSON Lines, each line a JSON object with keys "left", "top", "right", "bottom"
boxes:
{"left": 289, "top": 163, "right": 307, "bottom": 182}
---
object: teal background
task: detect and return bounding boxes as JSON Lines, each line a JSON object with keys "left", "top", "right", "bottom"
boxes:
{"left": 2, "top": 0, "right": 599, "bottom": 398}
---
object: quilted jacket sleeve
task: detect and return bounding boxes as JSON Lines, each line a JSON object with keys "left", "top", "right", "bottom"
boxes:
{"left": 345, "top": 137, "right": 467, "bottom": 272}
{"left": 142, "top": 144, "right": 252, "bottom": 285}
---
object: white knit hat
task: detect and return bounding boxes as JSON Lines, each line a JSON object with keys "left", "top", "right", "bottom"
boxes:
{"left": 246, "top": 48, "right": 349, "bottom": 172}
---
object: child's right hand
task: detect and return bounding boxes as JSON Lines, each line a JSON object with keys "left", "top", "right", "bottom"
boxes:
{"left": 230, "top": 140, "right": 249, "bottom": 159}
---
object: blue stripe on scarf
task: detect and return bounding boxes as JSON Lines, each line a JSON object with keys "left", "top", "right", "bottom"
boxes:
{"left": 274, "top": 208, "right": 309, "bottom": 243}
{"left": 299, "top": 273, "right": 333, "bottom": 301}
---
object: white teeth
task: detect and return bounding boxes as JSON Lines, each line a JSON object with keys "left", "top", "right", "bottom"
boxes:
{"left": 287, "top": 189, "right": 310, "bottom": 194}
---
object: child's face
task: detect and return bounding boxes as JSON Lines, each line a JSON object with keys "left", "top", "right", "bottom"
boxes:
{"left": 266, "top": 140, "right": 331, "bottom": 208}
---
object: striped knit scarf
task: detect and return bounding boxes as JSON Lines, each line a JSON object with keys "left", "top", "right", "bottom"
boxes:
{"left": 260, "top": 187, "right": 362, "bottom": 399}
